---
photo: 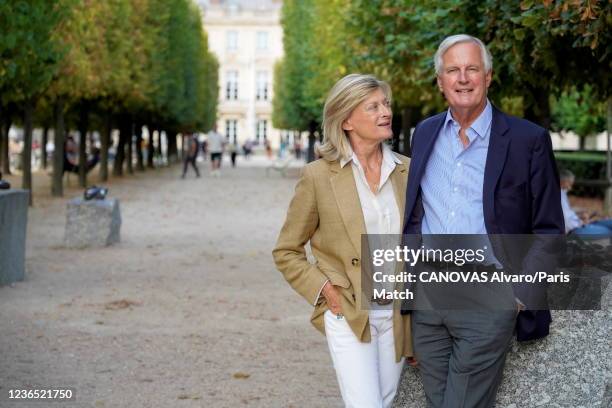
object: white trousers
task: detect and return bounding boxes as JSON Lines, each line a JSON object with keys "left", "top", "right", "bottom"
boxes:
{"left": 324, "top": 309, "right": 404, "bottom": 408}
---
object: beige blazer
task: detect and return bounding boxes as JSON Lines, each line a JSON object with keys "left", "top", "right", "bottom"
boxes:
{"left": 272, "top": 154, "right": 413, "bottom": 362}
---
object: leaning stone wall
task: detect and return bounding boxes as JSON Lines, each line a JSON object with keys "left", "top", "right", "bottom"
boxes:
{"left": 393, "top": 280, "right": 611, "bottom": 407}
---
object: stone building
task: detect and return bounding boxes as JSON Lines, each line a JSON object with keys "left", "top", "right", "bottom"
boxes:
{"left": 199, "top": 0, "right": 289, "bottom": 150}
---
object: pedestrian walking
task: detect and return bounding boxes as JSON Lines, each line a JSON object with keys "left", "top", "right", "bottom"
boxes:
{"left": 208, "top": 126, "right": 224, "bottom": 177}
{"left": 228, "top": 142, "right": 237, "bottom": 167}
{"left": 181, "top": 133, "right": 200, "bottom": 178}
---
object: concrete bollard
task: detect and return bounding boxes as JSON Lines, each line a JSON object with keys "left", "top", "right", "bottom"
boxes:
{"left": 64, "top": 197, "right": 121, "bottom": 248}
{"left": 0, "top": 190, "right": 29, "bottom": 285}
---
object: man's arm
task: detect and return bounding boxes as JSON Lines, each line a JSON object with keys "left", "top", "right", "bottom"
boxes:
{"left": 514, "top": 129, "right": 565, "bottom": 309}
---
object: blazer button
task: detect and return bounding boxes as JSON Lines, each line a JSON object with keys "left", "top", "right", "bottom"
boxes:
{"left": 351, "top": 258, "right": 359, "bottom": 266}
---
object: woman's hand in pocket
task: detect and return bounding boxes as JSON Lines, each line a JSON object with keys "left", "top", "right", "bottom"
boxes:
{"left": 322, "top": 281, "right": 343, "bottom": 315}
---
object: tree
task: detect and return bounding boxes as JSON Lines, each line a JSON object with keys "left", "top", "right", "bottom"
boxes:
{"left": 275, "top": 0, "right": 320, "bottom": 161}
{"left": 0, "top": 0, "right": 69, "bottom": 204}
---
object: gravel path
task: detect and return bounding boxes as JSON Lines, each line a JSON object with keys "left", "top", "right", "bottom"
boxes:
{"left": 0, "top": 158, "right": 342, "bottom": 407}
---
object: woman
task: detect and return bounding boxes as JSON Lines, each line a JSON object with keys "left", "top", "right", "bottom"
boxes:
{"left": 273, "top": 74, "right": 413, "bottom": 407}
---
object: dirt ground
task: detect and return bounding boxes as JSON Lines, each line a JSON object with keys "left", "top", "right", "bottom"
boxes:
{"left": 0, "top": 157, "right": 341, "bottom": 408}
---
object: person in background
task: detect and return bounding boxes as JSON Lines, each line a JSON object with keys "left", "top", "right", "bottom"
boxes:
{"left": 265, "top": 139, "right": 273, "bottom": 159}
{"left": 181, "top": 133, "right": 200, "bottom": 179}
{"left": 560, "top": 169, "right": 612, "bottom": 236}
{"left": 207, "top": 126, "right": 224, "bottom": 177}
{"left": 242, "top": 139, "right": 253, "bottom": 159}
{"left": 201, "top": 137, "right": 208, "bottom": 161}
{"left": 294, "top": 138, "right": 302, "bottom": 160}
{"left": 228, "top": 142, "right": 237, "bottom": 168}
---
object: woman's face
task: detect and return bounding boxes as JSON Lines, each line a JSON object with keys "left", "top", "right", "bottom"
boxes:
{"left": 342, "top": 89, "right": 393, "bottom": 144}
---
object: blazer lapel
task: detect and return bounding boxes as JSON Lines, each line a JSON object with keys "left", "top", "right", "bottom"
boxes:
{"left": 329, "top": 161, "right": 367, "bottom": 256}
{"left": 405, "top": 114, "right": 446, "bottom": 222}
{"left": 391, "top": 160, "right": 409, "bottom": 229}
{"left": 483, "top": 107, "right": 510, "bottom": 233}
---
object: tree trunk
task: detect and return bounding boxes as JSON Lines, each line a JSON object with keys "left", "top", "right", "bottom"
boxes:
{"left": 146, "top": 125, "right": 155, "bottom": 168}
{"left": 167, "top": 131, "right": 178, "bottom": 163}
{"left": 135, "top": 123, "right": 144, "bottom": 171}
{"left": 100, "top": 111, "right": 111, "bottom": 182}
{"left": 52, "top": 99, "right": 65, "bottom": 197}
{"left": 306, "top": 121, "right": 317, "bottom": 163}
{"left": 41, "top": 127, "right": 49, "bottom": 170}
{"left": 1, "top": 117, "right": 12, "bottom": 175}
{"left": 113, "top": 115, "right": 128, "bottom": 176}
{"left": 126, "top": 121, "right": 134, "bottom": 174}
{"left": 524, "top": 86, "right": 551, "bottom": 131}
{"left": 391, "top": 108, "right": 402, "bottom": 152}
{"left": 22, "top": 98, "right": 34, "bottom": 206}
{"left": 401, "top": 107, "right": 415, "bottom": 157}
{"left": 77, "top": 103, "right": 89, "bottom": 187}
{"left": 0, "top": 107, "right": 5, "bottom": 174}
{"left": 604, "top": 95, "right": 612, "bottom": 216}
{"left": 180, "top": 134, "right": 185, "bottom": 160}
{"left": 156, "top": 128, "right": 163, "bottom": 162}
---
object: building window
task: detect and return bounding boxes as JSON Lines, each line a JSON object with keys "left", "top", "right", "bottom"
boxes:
{"left": 256, "top": 71, "right": 269, "bottom": 101}
{"left": 225, "top": 119, "right": 237, "bottom": 144}
{"left": 256, "top": 119, "right": 267, "bottom": 142}
{"left": 227, "top": 31, "right": 238, "bottom": 51}
{"left": 225, "top": 70, "right": 238, "bottom": 100}
{"left": 256, "top": 31, "right": 268, "bottom": 51}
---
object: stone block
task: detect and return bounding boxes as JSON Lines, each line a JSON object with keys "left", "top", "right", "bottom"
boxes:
{"left": 65, "top": 197, "right": 121, "bottom": 248}
{"left": 0, "top": 190, "right": 29, "bottom": 285}
{"left": 393, "top": 278, "right": 611, "bottom": 407}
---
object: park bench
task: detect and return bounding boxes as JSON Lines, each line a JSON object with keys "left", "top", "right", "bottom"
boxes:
{"left": 266, "top": 156, "right": 293, "bottom": 177}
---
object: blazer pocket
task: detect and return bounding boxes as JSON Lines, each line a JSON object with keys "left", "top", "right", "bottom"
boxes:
{"left": 318, "top": 264, "right": 351, "bottom": 288}
{"left": 328, "top": 273, "right": 352, "bottom": 289}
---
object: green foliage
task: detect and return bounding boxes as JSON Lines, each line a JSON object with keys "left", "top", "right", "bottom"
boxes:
{"left": 551, "top": 86, "right": 606, "bottom": 138}
{"left": 2, "top": 0, "right": 218, "bottom": 132}
{"left": 273, "top": 0, "right": 319, "bottom": 131}
{"left": 0, "top": 0, "right": 70, "bottom": 104}
{"left": 274, "top": 0, "right": 611, "bottom": 130}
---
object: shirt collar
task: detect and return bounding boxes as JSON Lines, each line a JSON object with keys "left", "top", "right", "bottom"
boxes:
{"left": 340, "top": 142, "right": 402, "bottom": 168}
{"left": 443, "top": 99, "right": 492, "bottom": 140}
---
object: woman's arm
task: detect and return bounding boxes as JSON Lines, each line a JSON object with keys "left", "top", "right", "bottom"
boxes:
{"left": 272, "top": 165, "right": 329, "bottom": 305}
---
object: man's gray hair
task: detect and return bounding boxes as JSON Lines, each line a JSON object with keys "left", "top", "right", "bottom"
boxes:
{"left": 559, "top": 168, "right": 575, "bottom": 181}
{"left": 434, "top": 34, "right": 493, "bottom": 75}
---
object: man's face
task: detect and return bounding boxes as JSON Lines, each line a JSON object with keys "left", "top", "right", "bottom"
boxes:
{"left": 437, "top": 42, "right": 491, "bottom": 113}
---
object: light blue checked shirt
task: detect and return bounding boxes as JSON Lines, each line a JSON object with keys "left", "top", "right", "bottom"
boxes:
{"left": 421, "top": 100, "right": 501, "bottom": 267}
{"left": 421, "top": 100, "right": 492, "bottom": 235}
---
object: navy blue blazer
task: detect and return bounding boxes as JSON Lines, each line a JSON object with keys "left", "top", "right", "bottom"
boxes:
{"left": 402, "top": 106, "right": 565, "bottom": 341}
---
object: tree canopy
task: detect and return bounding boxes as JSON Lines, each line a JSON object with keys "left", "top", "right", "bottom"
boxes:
{"left": 273, "top": 0, "right": 611, "bottom": 146}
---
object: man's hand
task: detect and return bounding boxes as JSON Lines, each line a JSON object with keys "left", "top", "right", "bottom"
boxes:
{"left": 322, "top": 281, "right": 342, "bottom": 315}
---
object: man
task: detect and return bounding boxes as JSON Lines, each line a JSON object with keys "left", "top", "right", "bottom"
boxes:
{"left": 181, "top": 133, "right": 200, "bottom": 179}
{"left": 207, "top": 126, "right": 224, "bottom": 177}
{"left": 402, "top": 34, "right": 564, "bottom": 407}
{"left": 560, "top": 169, "right": 612, "bottom": 236}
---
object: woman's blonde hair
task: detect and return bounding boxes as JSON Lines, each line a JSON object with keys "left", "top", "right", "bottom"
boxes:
{"left": 318, "top": 73, "right": 391, "bottom": 162}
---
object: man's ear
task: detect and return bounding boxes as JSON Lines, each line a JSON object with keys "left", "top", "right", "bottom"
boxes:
{"left": 485, "top": 69, "right": 492, "bottom": 89}
{"left": 436, "top": 75, "right": 444, "bottom": 93}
